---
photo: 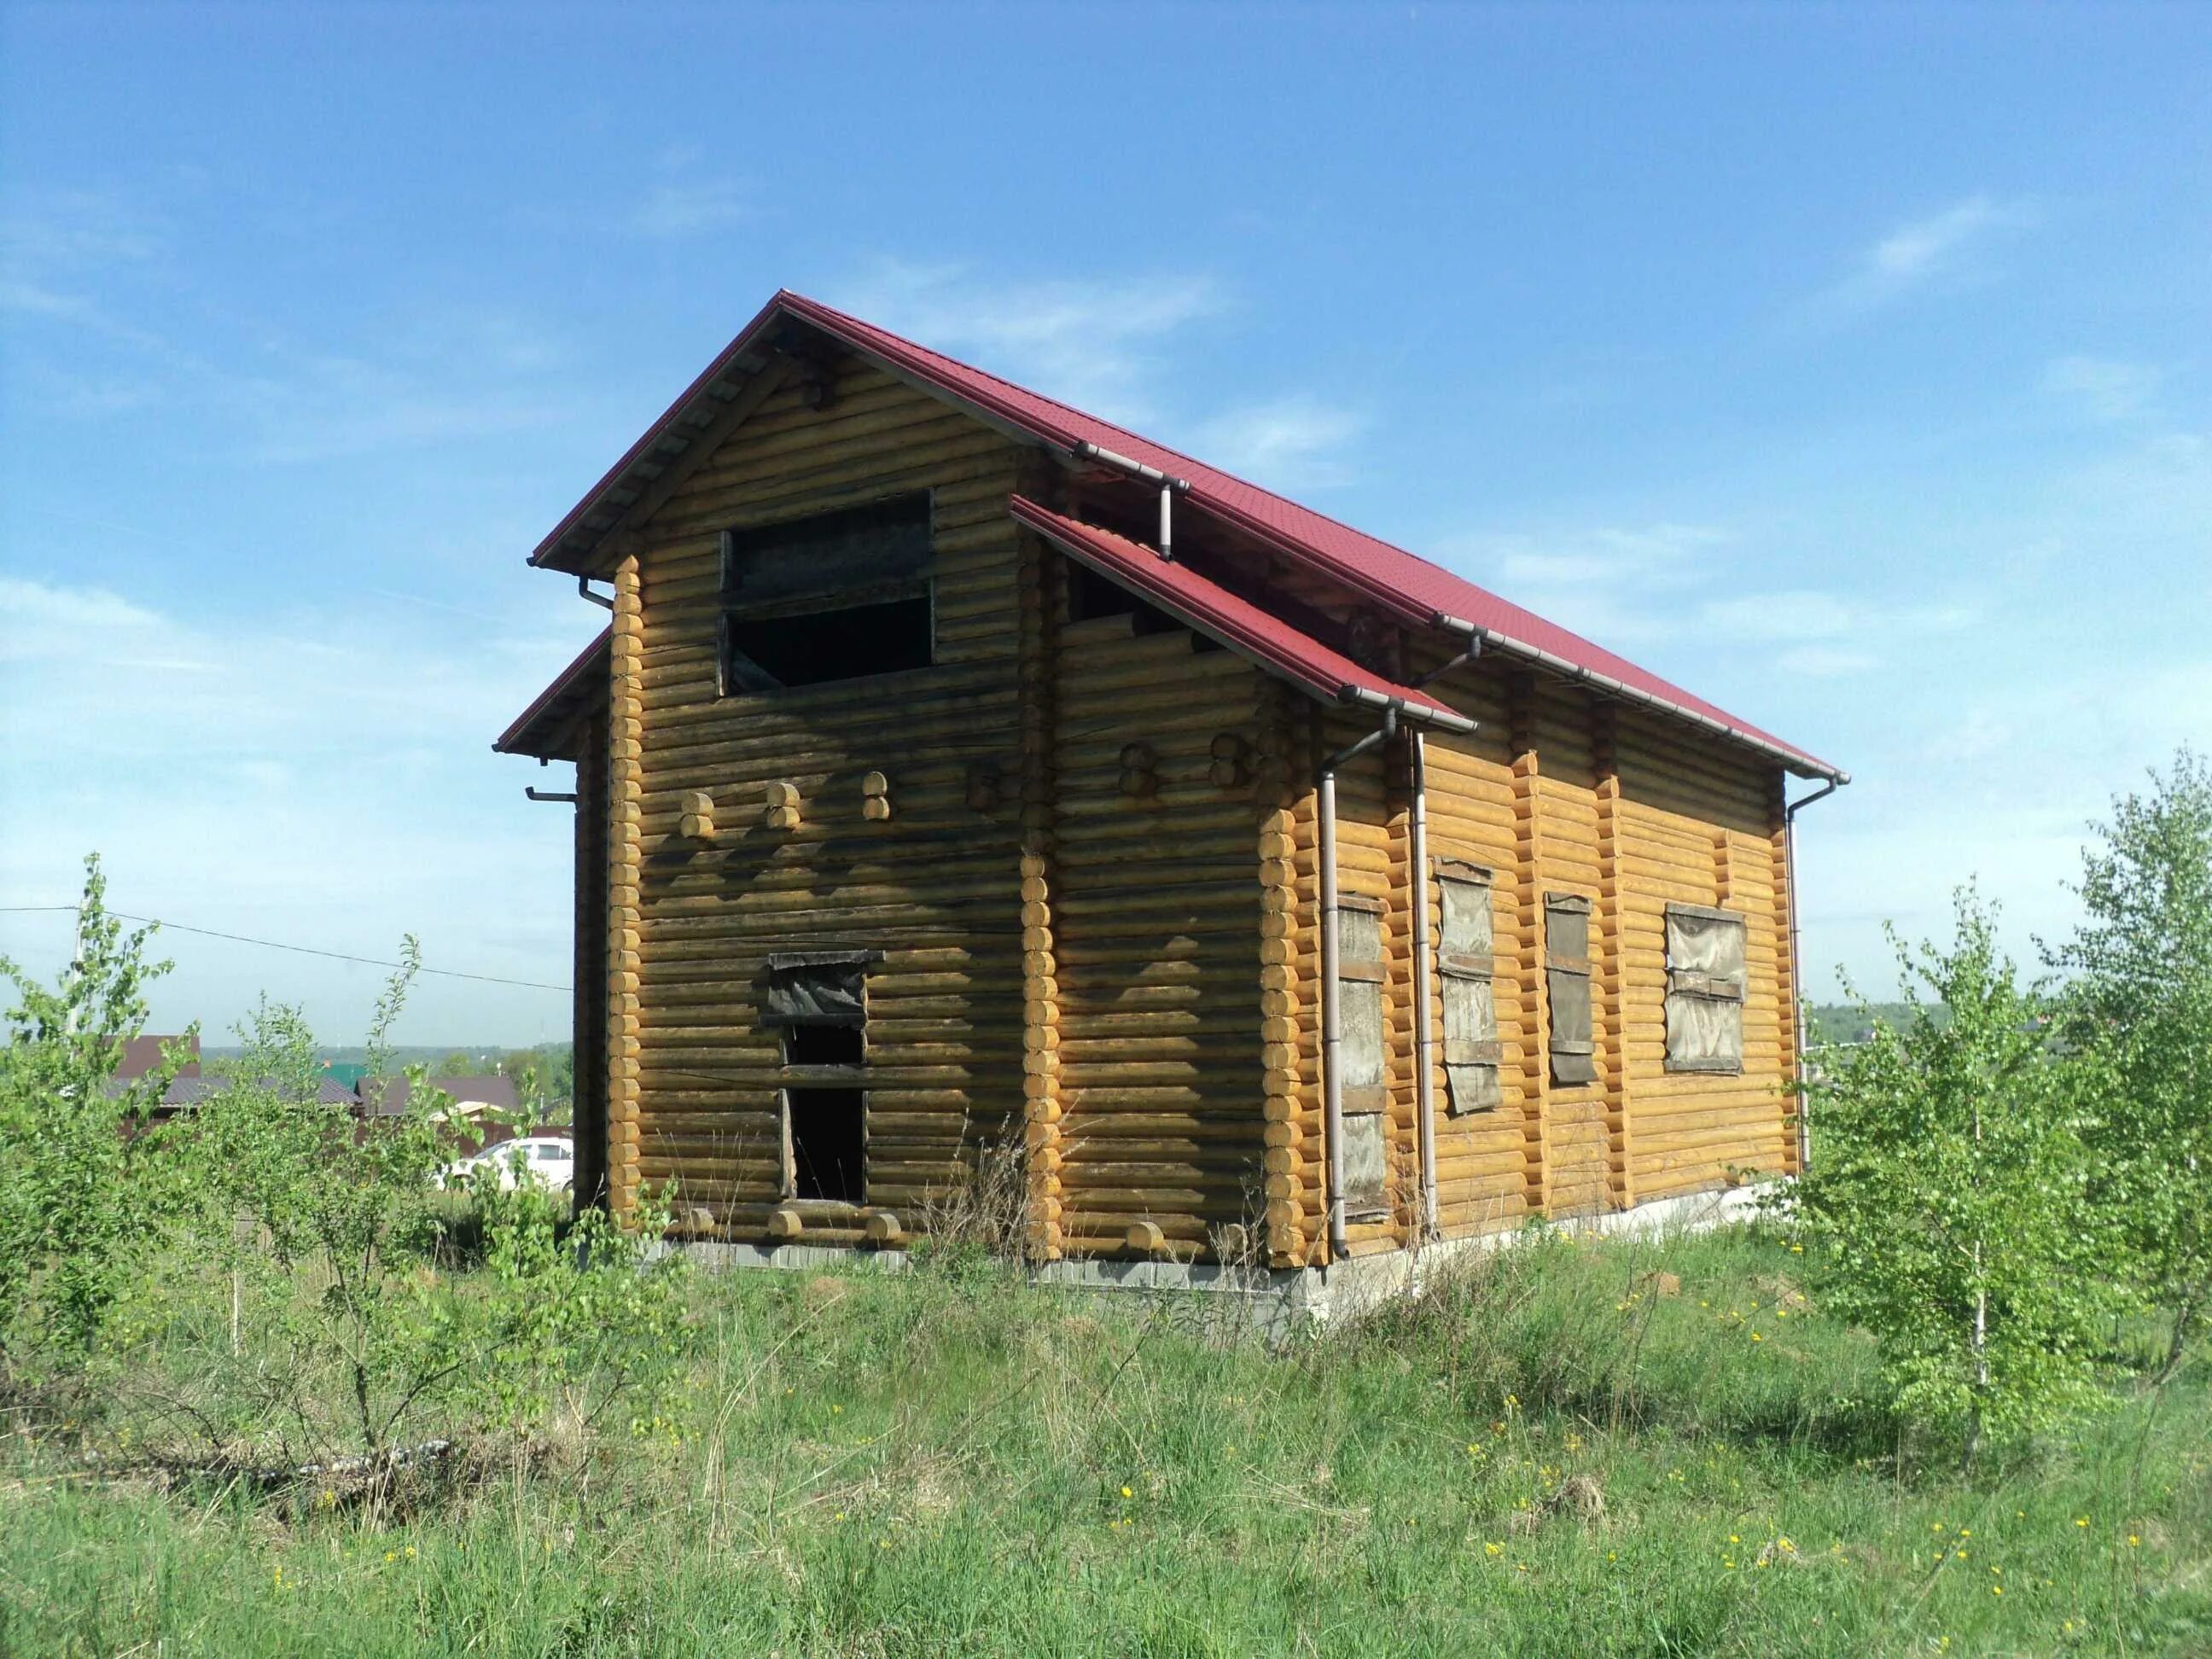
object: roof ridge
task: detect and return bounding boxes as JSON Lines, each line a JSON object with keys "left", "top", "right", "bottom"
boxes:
{"left": 783, "top": 288, "right": 1444, "bottom": 589}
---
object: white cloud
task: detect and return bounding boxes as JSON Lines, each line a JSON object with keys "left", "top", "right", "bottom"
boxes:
{"left": 830, "top": 261, "right": 1221, "bottom": 422}
{"left": 1776, "top": 644, "right": 1881, "bottom": 678}
{"left": 631, "top": 178, "right": 748, "bottom": 238}
{"left": 0, "top": 577, "right": 597, "bottom": 1044}
{"left": 1186, "top": 394, "right": 1365, "bottom": 491}
{"left": 0, "top": 576, "right": 170, "bottom": 659}
{"left": 1809, "top": 195, "right": 2038, "bottom": 317}
{"left": 2043, "top": 354, "right": 2163, "bottom": 422}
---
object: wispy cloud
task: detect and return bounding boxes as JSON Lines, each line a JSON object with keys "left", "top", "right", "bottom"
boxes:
{"left": 2043, "top": 354, "right": 2163, "bottom": 422}
{"left": 1444, "top": 522, "right": 1975, "bottom": 678}
{"left": 1807, "top": 195, "right": 2038, "bottom": 317}
{"left": 1187, "top": 394, "right": 1365, "bottom": 491}
{"left": 831, "top": 261, "right": 1222, "bottom": 422}
{"left": 631, "top": 178, "right": 748, "bottom": 238}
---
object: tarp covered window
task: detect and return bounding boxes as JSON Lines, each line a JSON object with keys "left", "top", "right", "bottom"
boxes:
{"left": 1435, "top": 859, "right": 1501, "bottom": 1115}
{"left": 761, "top": 951, "right": 882, "bottom": 1027}
{"left": 1335, "top": 895, "right": 1389, "bottom": 1213}
{"left": 1664, "top": 904, "right": 1747, "bottom": 1074}
{"left": 1545, "top": 893, "right": 1597, "bottom": 1086}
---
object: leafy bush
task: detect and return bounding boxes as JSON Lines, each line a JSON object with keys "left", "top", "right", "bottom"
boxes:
{"left": 1789, "top": 891, "right": 2125, "bottom": 1465}
{"left": 0, "top": 855, "right": 191, "bottom": 1377}
{"left": 3, "top": 858, "right": 685, "bottom": 1481}
{"left": 2050, "top": 747, "right": 2212, "bottom": 1376}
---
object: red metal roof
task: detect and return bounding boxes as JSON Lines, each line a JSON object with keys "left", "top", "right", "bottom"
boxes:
{"left": 1010, "top": 498, "right": 1473, "bottom": 732}
{"left": 527, "top": 290, "right": 1841, "bottom": 779}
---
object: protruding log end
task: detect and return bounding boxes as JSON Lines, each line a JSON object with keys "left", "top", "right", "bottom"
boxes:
{"left": 767, "top": 1205, "right": 805, "bottom": 1242}
{"left": 863, "top": 1209, "right": 905, "bottom": 1245}
{"left": 1125, "top": 1219, "right": 1166, "bottom": 1255}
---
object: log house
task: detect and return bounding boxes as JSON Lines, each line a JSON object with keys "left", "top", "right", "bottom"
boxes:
{"left": 496, "top": 291, "right": 1845, "bottom": 1272}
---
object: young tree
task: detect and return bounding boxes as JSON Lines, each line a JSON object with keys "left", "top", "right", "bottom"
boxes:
{"left": 1793, "top": 890, "right": 2121, "bottom": 1466}
{"left": 0, "top": 855, "right": 192, "bottom": 1367}
{"left": 2050, "top": 748, "right": 2212, "bottom": 1374}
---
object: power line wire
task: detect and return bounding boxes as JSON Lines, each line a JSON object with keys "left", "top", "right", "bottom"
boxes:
{"left": 0, "top": 905, "right": 570, "bottom": 992}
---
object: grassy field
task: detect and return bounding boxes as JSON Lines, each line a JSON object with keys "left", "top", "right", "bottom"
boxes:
{"left": 3, "top": 1225, "right": 2206, "bottom": 1656}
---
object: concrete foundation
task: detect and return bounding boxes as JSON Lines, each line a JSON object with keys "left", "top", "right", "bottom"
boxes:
{"left": 666, "top": 1180, "right": 1781, "bottom": 1335}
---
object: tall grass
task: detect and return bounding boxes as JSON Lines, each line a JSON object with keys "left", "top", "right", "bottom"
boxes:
{"left": 3, "top": 1225, "right": 2207, "bottom": 1656}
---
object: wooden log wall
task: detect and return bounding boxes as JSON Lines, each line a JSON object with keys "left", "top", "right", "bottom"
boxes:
{"left": 608, "top": 558, "right": 645, "bottom": 1213}
{"left": 1318, "top": 645, "right": 1802, "bottom": 1252}
{"left": 1610, "top": 704, "right": 1796, "bottom": 1195}
{"left": 616, "top": 355, "right": 1031, "bottom": 1241}
{"left": 1050, "top": 620, "right": 1270, "bottom": 1260}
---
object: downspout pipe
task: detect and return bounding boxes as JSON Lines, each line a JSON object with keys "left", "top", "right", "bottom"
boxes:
{"left": 1319, "top": 707, "right": 1398, "bottom": 1260}
{"left": 1782, "top": 776, "right": 1845, "bottom": 1172}
{"left": 1408, "top": 729, "right": 1439, "bottom": 1240}
{"left": 578, "top": 576, "right": 615, "bottom": 610}
{"left": 1067, "top": 439, "right": 1192, "bottom": 563}
{"left": 1407, "top": 641, "right": 1479, "bottom": 1243}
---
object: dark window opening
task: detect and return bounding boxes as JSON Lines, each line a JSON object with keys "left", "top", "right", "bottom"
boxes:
{"left": 783, "top": 1023, "right": 863, "bottom": 1067}
{"left": 788, "top": 1088, "right": 865, "bottom": 1202}
{"left": 725, "top": 595, "right": 932, "bottom": 690}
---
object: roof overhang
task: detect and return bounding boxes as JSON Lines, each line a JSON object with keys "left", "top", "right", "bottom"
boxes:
{"left": 524, "top": 288, "right": 1839, "bottom": 782}
{"left": 1010, "top": 498, "right": 1474, "bottom": 734}
{"left": 493, "top": 627, "right": 609, "bottom": 760}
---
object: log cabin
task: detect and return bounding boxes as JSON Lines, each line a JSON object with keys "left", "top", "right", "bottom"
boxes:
{"left": 495, "top": 289, "right": 1846, "bottom": 1280}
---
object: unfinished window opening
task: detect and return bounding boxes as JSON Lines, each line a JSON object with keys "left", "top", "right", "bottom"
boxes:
{"left": 1665, "top": 903, "right": 1748, "bottom": 1074}
{"left": 783, "top": 1023, "right": 863, "bottom": 1068}
{"left": 1335, "top": 894, "right": 1389, "bottom": 1215}
{"left": 1436, "top": 860, "right": 1502, "bottom": 1114}
{"left": 1545, "top": 892, "right": 1598, "bottom": 1087}
{"left": 788, "top": 1089, "right": 865, "bottom": 1202}
{"left": 761, "top": 951, "right": 880, "bottom": 1206}
{"left": 718, "top": 493, "right": 934, "bottom": 693}
{"left": 725, "top": 596, "right": 931, "bottom": 689}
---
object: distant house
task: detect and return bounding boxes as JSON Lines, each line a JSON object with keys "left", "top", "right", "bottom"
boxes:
{"left": 355, "top": 1074, "right": 521, "bottom": 1121}
{"left": 106, "top": 1035, "right": 357, "bottom": 1120}
{"left": 113, "top": 1033, "right": 200, "bottom": 1084}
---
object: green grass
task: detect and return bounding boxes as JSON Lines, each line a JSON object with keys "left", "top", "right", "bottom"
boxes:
{"left": 3, "top": 1226, "right": 2207, "bottom": 1655}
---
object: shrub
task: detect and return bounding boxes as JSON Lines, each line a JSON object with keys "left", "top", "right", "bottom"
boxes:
{"left": 2049, "top": 746, "right": 2212, "bottom": 1376}
{"left": 1790, "top": 890, "right": 2124, "bottom": 1466}
{"left": 0, "top": 855, "right": 192, "bottom": 1378}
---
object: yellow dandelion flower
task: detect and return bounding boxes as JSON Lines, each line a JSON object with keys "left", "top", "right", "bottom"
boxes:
{"left": 405, "top": 1545, "right": 416, "bottom": 1559}
{"left": 2128, "top": 1534, "right": 2140, "bottom": 1548}
{"left": 1751, "top": 1331, "right": 1764, "bottom": 1342}
{"left": 1992, "top": 1586, "right": 2002, "bottom": 1597}
{"left": 1121, "top": 1486, "right": 1132, "bottom": 1499}
{"left": 1486, "top": 1542, "right": 1503, "bottom": 1557}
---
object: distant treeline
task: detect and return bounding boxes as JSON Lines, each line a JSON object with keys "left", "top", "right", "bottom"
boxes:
{"left": 1807, "top": 1004, "right": 1945, "bottom": 1046}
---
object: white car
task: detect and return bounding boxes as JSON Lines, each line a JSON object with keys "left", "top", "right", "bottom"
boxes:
{"left": 441, "top": 1135, "right": 575, "bottom": 1194}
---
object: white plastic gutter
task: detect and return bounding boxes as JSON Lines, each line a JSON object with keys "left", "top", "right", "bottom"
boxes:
{"left": 1430, "top": 614, "right": 1848, "bottom": 784}
{"left": 1782, "top": 776, "right": 1845, "bottom": 1171}
{"left": 1409, "top": 729, "right": 1439, "bottom": 1239}
{"left": 1068, "top": 439, "right": 1192, "bottom": 563}
{"left": 1318, "top": 708, "right": 1398, "bottom": 1259}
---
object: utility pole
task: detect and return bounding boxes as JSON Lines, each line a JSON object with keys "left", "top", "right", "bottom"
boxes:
{"left": 62, "top": 901, "right": 84, "bottom": 1038}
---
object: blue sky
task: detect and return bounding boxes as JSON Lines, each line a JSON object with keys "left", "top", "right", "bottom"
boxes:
{"left": 3, "top": 3, "right": 2207, "bottom": 1045}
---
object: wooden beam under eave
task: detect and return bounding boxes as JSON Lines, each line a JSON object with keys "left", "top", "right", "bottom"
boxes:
{"left": 578, "top": 356, "right": 799, "bottom": 569}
